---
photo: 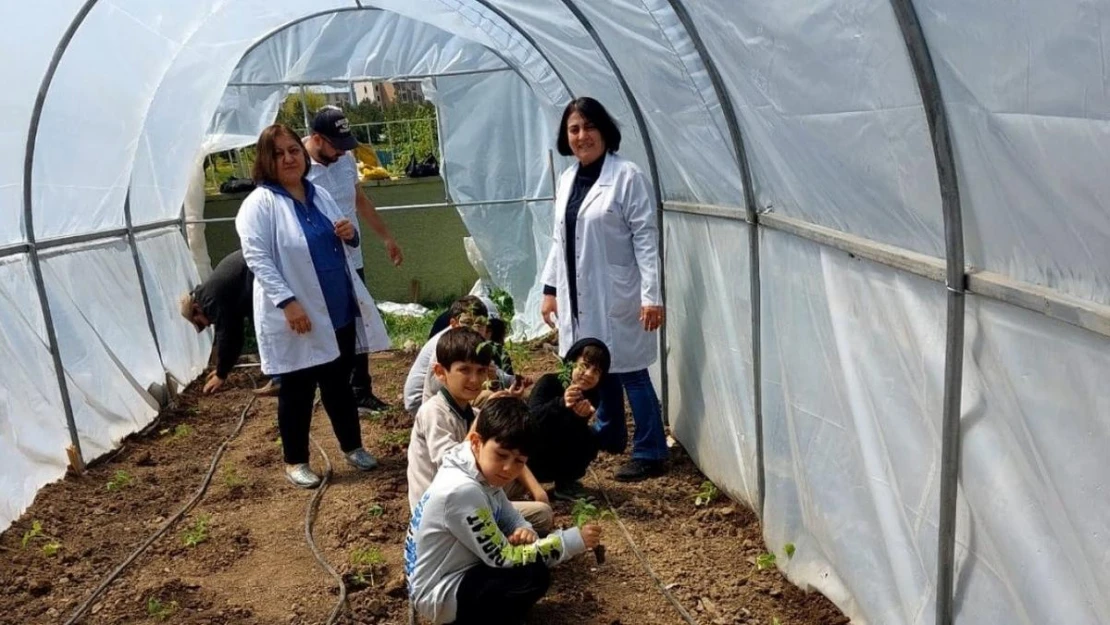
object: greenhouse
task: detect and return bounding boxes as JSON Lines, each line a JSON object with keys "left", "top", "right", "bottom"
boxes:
{"left": 1, "top": 1, "right": 1108, "bottom": 624}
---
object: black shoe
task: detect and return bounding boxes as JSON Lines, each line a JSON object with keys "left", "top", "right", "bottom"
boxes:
{"left": 552, "top": 481, "right": 595, "bottom": 502}
{"left": 355, "top": 393, "right": 389, "bottom": 414}
{"left": 614, "top": 459, "right": 666, "bottom": 482}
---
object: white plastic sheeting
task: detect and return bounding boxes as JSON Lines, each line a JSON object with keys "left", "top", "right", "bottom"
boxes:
{"left": 3, "top": 4, "right": 1110, "bottom": 625}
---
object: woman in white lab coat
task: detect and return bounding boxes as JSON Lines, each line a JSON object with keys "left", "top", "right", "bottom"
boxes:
{"left": 540, "top": 97, "right": 668, "bottom": 482}
{"left": 236, "top": 124, "right": 389, "bottom": 489}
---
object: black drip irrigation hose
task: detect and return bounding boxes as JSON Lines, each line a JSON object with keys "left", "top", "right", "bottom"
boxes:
{"left": 587, "top": 467, "right": 700, "bottom": 625}
{"left": 63, "top": 379, "right": 258, "bottom": 625}
{"left": 305, "top": 434, "right": 349, "bottom": 624}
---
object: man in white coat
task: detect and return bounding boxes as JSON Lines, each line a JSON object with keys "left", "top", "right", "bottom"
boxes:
{"left": 304, "top": 106, "right": 404, "bottom": 413}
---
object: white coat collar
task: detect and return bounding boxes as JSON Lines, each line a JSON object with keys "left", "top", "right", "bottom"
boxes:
{"left": 576, "top": 152, "right": 619, "bottom": 213}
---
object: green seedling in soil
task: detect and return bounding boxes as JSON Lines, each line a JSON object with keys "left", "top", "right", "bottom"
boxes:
{"left": 182, "top": 515, "right": 210, "bottom": 547}
{"left": 147, "top": 596, "right": 178, "bottom": 621}
{"left": 274, "top": 437, "right": 283, "bottom": 448}
{"left": 106, "top": 469, "right": 134, "bottom": 492}
{"left": 21, "top": 520, "right": 44, "bottom": 549}
{"left": 693, "top": 480, "right": 720, "bottom": 507}
{"left": 171, "top": 424, "right": 194, "bottom": 439}
{"left": 756, "top": 552, "right": 777, "bottom": 571}
{"left": 381, "top": 430, "right": 410, "bottom": 446}
{"left": 41, "top": 541, "right": 62, "bottom": 557}
{"left": 366, "top": 504, "right": 385, "bottom": 519}
{"left": 571, "top": 498, "right": 613, "bottom": 564}
{"left": 350, "top": 546, "right": 385, "bottom": 586}
{"left": 772, "top": 618, "right": 783, "bottom": 625}
{"left": 557, "top": 360, "right": 575, "bottom": 387}
{"left": 784, "top": 543, "right": 796, "bottom": 559}
{"left": 222, "top": 466, "right": 246, "bottom": 489}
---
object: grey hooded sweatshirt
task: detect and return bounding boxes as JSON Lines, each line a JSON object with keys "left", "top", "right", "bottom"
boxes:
{"left": 404, "top": 441, "right": 587, "bottom": 624}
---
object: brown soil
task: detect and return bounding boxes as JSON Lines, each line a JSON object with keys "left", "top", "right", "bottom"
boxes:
{"left": 0, "top": 347, "right": 845, "bottom": 625}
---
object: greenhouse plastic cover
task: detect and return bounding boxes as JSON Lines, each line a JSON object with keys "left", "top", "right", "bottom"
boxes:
{"left": 2, "top": 2, "right": 1109, "bottom": 623}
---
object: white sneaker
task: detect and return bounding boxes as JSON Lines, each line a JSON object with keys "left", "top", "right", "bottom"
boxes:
{"left": 284, "top": 463, "right": 321, "bottom": 489}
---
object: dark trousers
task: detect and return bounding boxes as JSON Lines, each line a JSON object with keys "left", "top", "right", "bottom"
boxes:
{"left": 277, "top": 324, "right": 362, "bottom": 464}
{"left": 593, "top": 369, "right": 669, "bottom": 461}
{"left": 352, "top": 268, "right": 373, "bottom": 397}
{"left": 452, "top": 563, "right": 550, "bottom": 625}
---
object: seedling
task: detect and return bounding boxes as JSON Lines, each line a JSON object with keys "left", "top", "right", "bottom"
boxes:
{"left": 182, "top": 515, "right": 210, "bottom": 547}
{"left": 42, "top": 541, "right": 61, "bottom": 557}
{"left": 106, "top": 470, "right": 134, "bottom": 492}
{"left": 784, "top": 543, "right": 796, "bottom": 559}
{"left": 380, "top": 430, "right": 410, "bottom": 446}
{"left": 172, "top": 424, "right": 194, "bottom": 439}
{"left": 146, "top": 596, "right": 178, "bottom": 621}
{"left": 366, "top": 504, "right": 385, "bottom": 519}
{"left": 693, "top": 480, "right": 720, "bottom": 507}
{"left": 350, "top": 546, "right": 384, "bottom": 586}
{"left": 756, "top": 552, "right": 777, "bottom": 571}
{"left": 222, "top": 466, "right": 246, "bottom": 489}
{"left": 557, "top": 361, "right": 575, "bottom": 387}
{"left": 570, "top": 498, "right": 613, "bottom": 564}
{"left": 773, "top": 618, "right": 783, "bottom": 625}
{"left": 21, "top": 520, "right": 44, "bottom": 549}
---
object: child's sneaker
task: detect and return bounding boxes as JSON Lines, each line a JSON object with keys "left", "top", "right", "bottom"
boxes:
{"left": 345, "top": 448, "right": 379, "bottom": 471}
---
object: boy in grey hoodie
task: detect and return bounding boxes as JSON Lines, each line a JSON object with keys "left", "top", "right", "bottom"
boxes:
{"left": 405, "top": 397, "right": 603, "bottom": 625}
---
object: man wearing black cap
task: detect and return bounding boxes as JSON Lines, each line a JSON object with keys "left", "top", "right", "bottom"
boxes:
{"left": 304, "top": 106, "right": 403, "bottom": 412}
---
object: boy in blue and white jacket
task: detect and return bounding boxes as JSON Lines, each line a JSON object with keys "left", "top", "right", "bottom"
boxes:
{"left": 405, "top": 397, "right": 603, "bottom": 625}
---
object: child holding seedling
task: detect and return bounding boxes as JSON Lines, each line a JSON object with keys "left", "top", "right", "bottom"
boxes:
{"left": 526, "top": 338, "right": 609, "bottom": 501}
{"left": 407, "top": 327, "right": 552, "bottom": 533}
{"left": 405, "top": 397, "right": 602, "bottom": 625}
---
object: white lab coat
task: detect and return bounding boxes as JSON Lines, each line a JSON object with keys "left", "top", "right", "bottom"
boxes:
{"left": 540, "top": 153, "right": 661, "bottom": 373}
{"left": 236, "top": 184, "right": 390, "bottom": 376}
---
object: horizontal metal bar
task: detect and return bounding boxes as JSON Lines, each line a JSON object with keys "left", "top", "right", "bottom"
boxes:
{"left": 967, "top": 270, "right": 1110, "bottom": 338}
{"left": 0, "top": 219, "right": 182, "bottom": 260}
{"left": 187, "top": 196, "right": 555, "bottom": 224}
{"left": 226, "top": 67, "right": 511, "bottom": 89}
{"left": 662, "top": 201, "right": 1110, "bottom": 340}
{"left": 759, "top": 211, "right": 949, "bottom": 284}
{"left": 664, "top": 200, "right": 747, "bottom": 222}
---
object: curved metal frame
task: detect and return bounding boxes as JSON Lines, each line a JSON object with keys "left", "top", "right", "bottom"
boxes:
{"left": 555, "top": 0, "right": 671, "bottom": 424}
{"left": 888, "top": 2, "right": 966, "bottom": 624}
{"left": 662, "top": 0, "right": 766, "bottom": 514}
{"left": 22, "top": 0, "right": 103, "bottom": 467}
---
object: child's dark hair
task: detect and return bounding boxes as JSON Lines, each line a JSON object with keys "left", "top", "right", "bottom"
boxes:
{"left": 448, "top": 295, "right": 488, "bottom": 323}
{"left": 577, "top": 345, "right": 607, "bottom": 370}
{"left": 474, "top": 397, "right": 538, "bottom": 457}
{"left": 436, "top": 326, "right": 493, "bottom": 369}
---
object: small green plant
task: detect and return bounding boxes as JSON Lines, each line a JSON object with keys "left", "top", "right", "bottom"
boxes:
{"left": 773, "top": 618, "right": 783, "bottom": 625}
{"left": 146, "top": 596, "right": 178, "bottom": 621}
{"left": 756, "top": 552, "right": 777, "bottom": 570}
{"left": 182, "top": 515, "right": 210, "bottom": 547}
{"left": 106, "top": 470, "right": 134, "bottom": 492}
{"left": 557, "top": 359, "right": 576, "bottom": 387}
{"left": 693, "top": 480, "right": 720, "bottom": 507}
{"left": 489, "top": 287, "right": 515, "bottom": 322}
{"left": 570, "top": 499, "right": 614, "bottom": 528}
{"left": 274, "top": 437, "right": 283, "bottom": 448}
{"left": 21, "top": 520, "right": 43, "bottom": 549}
{"left": 784, "top": 543, "right": 796, "bottom": 559}
{"left": 41, "top": 541, "right": 62, "bottom": 557}
{"left": 222, "top": 466, "right": 246, "bottom": 489}
{"left": 367, "top": 504, "right": 385, "bottom": 518}
{"left": 381, "top": 430, "right": 410, "bottom": 446}
{"left": 350, "top": 546, "right": 384, "bottom": 586}
{"left": 172, "top": 424, "right": 194, "bottom": 439}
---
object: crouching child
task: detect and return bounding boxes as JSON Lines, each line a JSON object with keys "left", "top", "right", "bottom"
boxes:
{"left": 405, "top": 397, "right": 602, "bottom": 625}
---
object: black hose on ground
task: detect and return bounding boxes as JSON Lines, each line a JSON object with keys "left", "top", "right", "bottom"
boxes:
{"left": 63, "top": 379, "right": 257, "bottom": 625}
{"left": 587, "top": 467, "right": 700, "bottom": 625}
{"left": 305, "top": 434, "right": 348, "bottom": 625}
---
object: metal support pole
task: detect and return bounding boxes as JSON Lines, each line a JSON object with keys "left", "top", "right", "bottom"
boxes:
{"left": 888, "top": 1, "right": 966, "bottom": 624}
{"left": 348, "top": 80, "right": 357, "bottom": 106}
{"left": 557, "top": 0, "right": 670, "bottom": 425}
{"left": 431, "top": 77, "right": 451, "bottom": 202}
{"left": 299, "top": 85, "right": 311, "bottom": 129}
{"left": 122, "top": 192, "right": 165, "bottom": 369}
{"left": 22, "top": 0, "right": 104, "bottom": 470}
{"left": 664, "top": 0, "right": 767, "bottom": 513}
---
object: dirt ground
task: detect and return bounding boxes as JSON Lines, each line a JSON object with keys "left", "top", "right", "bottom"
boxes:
{"left": 0, "top": 347, "right": 846, "bottom": 625}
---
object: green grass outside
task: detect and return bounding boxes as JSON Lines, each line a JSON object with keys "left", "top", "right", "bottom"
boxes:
{"left": 203, "top": 177, "right": 479, "bottom": 305}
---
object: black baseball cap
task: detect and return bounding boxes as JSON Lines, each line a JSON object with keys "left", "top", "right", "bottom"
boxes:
{"left": 311, "top": 107, "right": 358, "bottom": 151}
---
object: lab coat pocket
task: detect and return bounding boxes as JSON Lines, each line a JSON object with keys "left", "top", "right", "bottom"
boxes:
{"left": 607, "top": 263, "right": 640, "bottom": 318}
